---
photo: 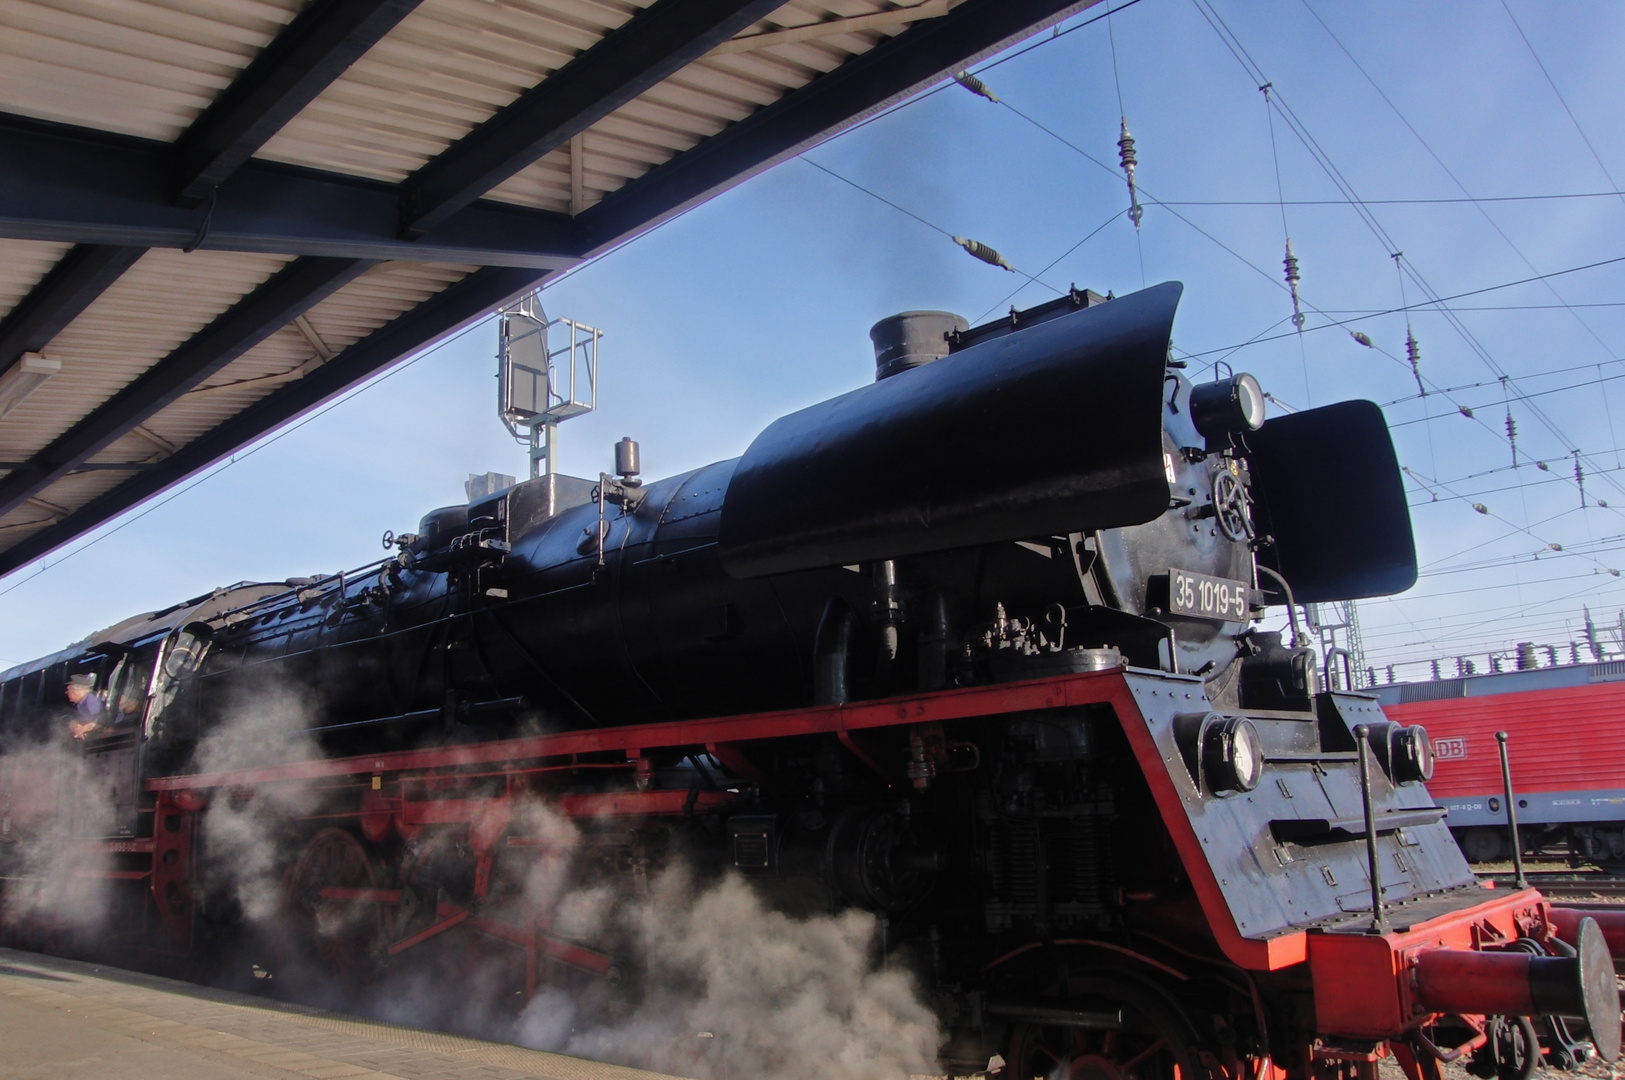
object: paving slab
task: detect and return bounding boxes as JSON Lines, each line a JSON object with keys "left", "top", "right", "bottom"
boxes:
{"left": 0, "top": 949, "right": 683, "bottom": 1080}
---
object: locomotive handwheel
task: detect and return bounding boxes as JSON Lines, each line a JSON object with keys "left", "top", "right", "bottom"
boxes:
{"left": 1212, "top": 471, "right": 1252, "bottom": 543}
{"left": 285, "top": 828, "right": 385, "bottom": 981}
{"left": 1002, "top": 975, "right": 1208, "bottom": 1080}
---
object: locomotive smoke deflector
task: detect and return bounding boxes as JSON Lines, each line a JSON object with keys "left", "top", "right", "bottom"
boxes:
{"left": 1245, "top": 398, "right": 1419, "bottom": 602}
{"left": 717, "top": 281, "right": 1183, "bottom": 578}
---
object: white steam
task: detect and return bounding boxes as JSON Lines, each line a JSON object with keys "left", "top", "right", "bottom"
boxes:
{"left": 0, "top": 739, "right": 115, "bottom": 932}
{"left": 190, "top": 684, "right": 322, "bottom": 923}
{"left": 516, "top": 867, "right": 943, "bottom": 1080}
{"left": 6, "top": 686, "right": 948, "bottom": 1080}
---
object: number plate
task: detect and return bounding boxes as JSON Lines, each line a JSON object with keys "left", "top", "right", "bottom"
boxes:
{"left": 1169, "top": 568, "right": 1251, "bottom": 622}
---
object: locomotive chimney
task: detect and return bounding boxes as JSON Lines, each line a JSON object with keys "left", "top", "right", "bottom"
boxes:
{"left": 869, "top": 311, "right": 968, "bottom": 381}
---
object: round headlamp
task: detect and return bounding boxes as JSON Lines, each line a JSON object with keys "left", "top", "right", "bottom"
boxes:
{"left": 1203, "top": 716, "right": 1264, "bottom": 794}
{"left": 1391, "top": 724, "right": 1434, "bottom": 783}
{"left": 1190, "top": 373, "right": 1267, "bottom": 440}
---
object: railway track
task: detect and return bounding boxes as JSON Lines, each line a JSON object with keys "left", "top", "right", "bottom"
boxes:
{"left": 1475, "top": 869, "right": 1625, "bottom": 902}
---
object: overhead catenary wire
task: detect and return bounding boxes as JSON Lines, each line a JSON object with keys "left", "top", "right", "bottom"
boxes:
{"left": 973, "top": 208, "right": 1123, "bottom": 323}
{"left": 1496, "top": 0, "right": 1625, "bottom": 216}
{"left": 1150, "top": 190, "right": 1625, "bottom": 207}
{"left": 1293, "top": 0, "right": 1625, "bottom": 503}
{"left": 799, "top": 157, "right": 1062, "bottom": 296}
{"left": 1196, "top": 0, "right": 1625, "bottom": 520}
{"left": 986, "top": 81, "right": 1625, "bottom": 464}
{"left": 983, "top": 55, "right": 1625, "bottom": 532}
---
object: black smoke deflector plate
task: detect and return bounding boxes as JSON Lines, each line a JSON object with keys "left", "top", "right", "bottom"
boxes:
{"left": 717, "top": 281, "right": 1183, "bottom": 579}
{"left": 1246, "top": 398, "right": 1418, "bottom": 604}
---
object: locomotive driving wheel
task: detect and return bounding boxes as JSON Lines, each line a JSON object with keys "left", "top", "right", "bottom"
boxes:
{"left": 1003, "top": 976, "right": 1210, "bottom": 1080}
{"left": 285, "top": 828, "right": 386, "bottom": 982}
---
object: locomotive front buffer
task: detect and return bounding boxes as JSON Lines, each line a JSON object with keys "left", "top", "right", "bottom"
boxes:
{"left": 1063, "top": 669, "right": 1624, "bottom": 1080}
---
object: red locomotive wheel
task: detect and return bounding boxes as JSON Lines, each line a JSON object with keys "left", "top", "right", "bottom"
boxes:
{"left": 285, "top": 828, "right": 385, "bottom": 981}
{"left": 1002, "top": 977, "right": 1209, "bottom": 1080}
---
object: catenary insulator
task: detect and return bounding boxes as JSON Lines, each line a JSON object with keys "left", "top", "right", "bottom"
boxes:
{"left": 1459, "top": 405, "right": 1474, "bottom": 419}
{"left": 953, "top": 70, "right": 999, "bottom": 103}
{"left": 1575, "top": 452, "right": 1587, "bottom": 508}
{"left": 1537, "top": 460, "right": 1550, "bottom": 472}
{"left": 1405, "top": 327, "right": 1424, "bottom": 396}
{"left": 1472, "top": 503, "right": 1488, "bottom": 514}
{"left": 1118, "top": 118, "right": 1144, "bottom": 229}
{"left": 953, "top": 236, "right": 1015, "bottom": 272}
{"left": 1506, "top": 410, "right": 1518, "bottom": 467}
{"left": 1282, "top": 240, "right": 1304, "bottom": 332}
{"left": 1350, "top": 331, "right": 1373, "bottom": 348}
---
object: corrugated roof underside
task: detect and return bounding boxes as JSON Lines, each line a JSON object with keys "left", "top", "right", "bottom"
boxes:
{"left": 0, "top": 0, "right": 302, "bottom": 141}
{"left": 0, "top": 260, "right": 474, "bottom": 548}
{"left": 258, "top": 0, "right": 917, "bottom": 213}
{"left": 0, "top": 239, "right": 73, "bottom": 319}
{"left": 0, "top": 0, "right": 926, "bottom": 216}
{"left": 0, "top": 249, "right": 294, "bottom": 464}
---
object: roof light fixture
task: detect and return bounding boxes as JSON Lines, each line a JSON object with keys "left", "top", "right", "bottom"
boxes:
{"left": 0, "top": 353, "right": 62, "bottom": 420}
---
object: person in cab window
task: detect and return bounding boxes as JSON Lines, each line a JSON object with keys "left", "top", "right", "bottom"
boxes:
{"left": 66, "top": 673, "right": 105, "bottom": 740}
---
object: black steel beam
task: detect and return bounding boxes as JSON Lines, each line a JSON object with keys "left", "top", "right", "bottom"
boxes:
{"left": 0, "top": 113, "right": 579, "bottom": 269}
{"left": 0, "top": 244, "right": 144, "bottom": 370}
{"left": 397, "top": 0, "right": 787, "bottom": 238}
{"left": 577, "top": 0, "right": 1097, "bottom": 254}
{"left": 0, "top": 257, "right": 371, "bottom": 520}
{"left": 173, "top": 0, "right": 425, "bottom": 207}
{"left": 0, "top": 266, "right": 545, "bottom": 577}
{"left": 0, "top": 462, "right": 149, "bottom": 472}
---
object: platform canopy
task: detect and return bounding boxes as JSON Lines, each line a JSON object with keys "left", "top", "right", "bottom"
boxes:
{"left": 0, "top": 0, "right": 1096, "bottom": 577}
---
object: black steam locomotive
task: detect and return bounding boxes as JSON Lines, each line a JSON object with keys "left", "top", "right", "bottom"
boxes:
{"left": 2, "top": 282, "right": 1618, "bottom": 1080}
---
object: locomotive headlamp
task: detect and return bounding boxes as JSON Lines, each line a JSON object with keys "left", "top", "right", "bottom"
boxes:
{"left": 1190, "top": 373, "right": 1266, "bottom": 440}
{"left": 1203, "top": 716, "right": 1264, "bottom": 794}
{"left": 1363, "top": 721, "right": 1435, "bottom": 784}
{"left": 1391, "top": 724, "right": 1434, "bottom": 783}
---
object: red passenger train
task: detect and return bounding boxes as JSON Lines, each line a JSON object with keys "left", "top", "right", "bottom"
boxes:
{"left": 2, "top": 284, "right": 1621, "bottom": 1080}
{"left": 1378, "top": 662, "right": 1625, "bottom": 868}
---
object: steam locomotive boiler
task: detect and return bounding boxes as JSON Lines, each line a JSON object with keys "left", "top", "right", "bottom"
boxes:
{"left": 2, "top": 281, "right": 1621, "bottom": 1080}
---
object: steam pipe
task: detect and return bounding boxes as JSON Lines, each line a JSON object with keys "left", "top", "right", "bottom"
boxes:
{"left": 813, "top": 597, "right": 857, "bottom": 706}
{"left": 1256, "top": 566, "right": 1303, "bottom": 646}
{"left": 917, "top": 592, "right": 950, "bottom": 691}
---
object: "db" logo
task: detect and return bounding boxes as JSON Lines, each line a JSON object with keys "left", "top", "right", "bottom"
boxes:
{"left": 1433, "top": 737, "right": 1467, "bottom": 761}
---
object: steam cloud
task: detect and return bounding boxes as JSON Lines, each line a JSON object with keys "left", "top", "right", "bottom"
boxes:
{"left": 0, "top": 738, "right": 115, "bottom": 934}
{"left": 356, "top": 797, "right": 945, "bottom": 1080}
{"left": 192, "top": 684, "right": 323, "bottom": 924}
{"left": 516, "top": 867, "right": 943, "bottom": 1080}
{"left": 8, "top": 690, "right": 946, "bottom": 1080}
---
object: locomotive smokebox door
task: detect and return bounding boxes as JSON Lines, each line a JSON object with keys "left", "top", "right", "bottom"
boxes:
{"left": 1245, "top": 399, "right": 1417, "bottom": 602}
{"left": 717, "top": 282, "right": 1184, "bottom": 578}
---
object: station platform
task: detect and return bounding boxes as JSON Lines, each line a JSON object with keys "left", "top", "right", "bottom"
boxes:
{"left": 0, "top": 949, "right": 676, "bottom": 1080}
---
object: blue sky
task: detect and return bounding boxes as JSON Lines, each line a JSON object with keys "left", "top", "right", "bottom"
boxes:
{"left": 6, "top": 0, "right": 1625, "bottom": 681}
